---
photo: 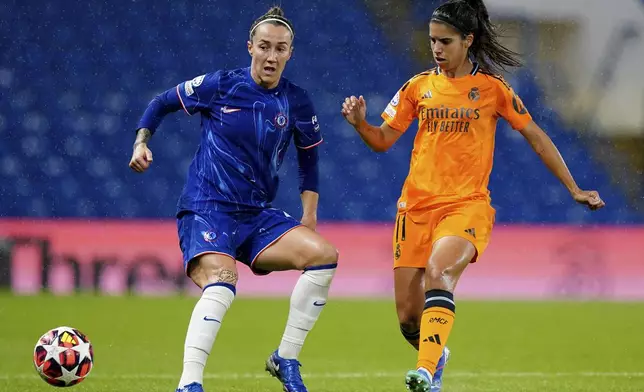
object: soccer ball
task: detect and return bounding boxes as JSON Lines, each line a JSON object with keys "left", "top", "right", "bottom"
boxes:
{"left": 33, "top": 326, "right": 94, "bottom": 387}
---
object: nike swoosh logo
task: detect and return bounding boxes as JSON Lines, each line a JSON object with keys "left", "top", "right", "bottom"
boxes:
{"left": 203, "top": 316, "right": 221, "bottom": 323}
{"left": 313, "top": 301, "right": 326, "bottom": 307}
{"left": 222, "top": 107, "right": 241, "bottom": 113}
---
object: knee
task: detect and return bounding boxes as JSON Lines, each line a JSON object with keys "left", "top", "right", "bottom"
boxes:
{"left": 301, "top": 241, "right": 339, "bottom": 270}
{"left": 299, "top": 243, "right": 338, "bottom": 287}
{"left": 426, "top": 262, "right": 463, "bottom": 290}
{"left": 426, "top": 265, "right": 450, "bottom": 285}
{"left": 188, "top": 254, "right": 238, "bottom": 289}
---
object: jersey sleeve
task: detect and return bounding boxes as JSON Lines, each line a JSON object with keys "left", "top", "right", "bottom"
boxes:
{"left": 293, "top": 91, "right": 323, "bottom": 149}
{"left": 495, "top": 77, "right": 533, "bottom": 131}
{"left": 381, "top": 78, "right": 418, "bottom": 133}
{"left": 175, "top": 72, "right": 221, "bottom": 116}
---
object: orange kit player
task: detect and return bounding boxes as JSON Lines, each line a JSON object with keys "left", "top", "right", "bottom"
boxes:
{"left": 341, "top": 0, "right": 605, "bottom": 391}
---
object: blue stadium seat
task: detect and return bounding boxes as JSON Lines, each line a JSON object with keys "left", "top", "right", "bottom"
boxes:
{"left": 0, "top": 0, "right": 641, "bottom": 224}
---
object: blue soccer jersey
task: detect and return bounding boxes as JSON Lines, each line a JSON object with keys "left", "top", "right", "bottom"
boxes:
{"left": 172, "top": 67, "right": 322, "bottom": 213}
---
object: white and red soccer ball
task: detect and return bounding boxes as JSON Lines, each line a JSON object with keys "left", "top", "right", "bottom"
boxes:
{"left": 33, "top": 326, "right": 94, "bottom": 387}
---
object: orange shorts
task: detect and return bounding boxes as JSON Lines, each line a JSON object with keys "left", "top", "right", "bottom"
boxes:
{"left": 392, "top": 200, "right": 496, "bottom": 269}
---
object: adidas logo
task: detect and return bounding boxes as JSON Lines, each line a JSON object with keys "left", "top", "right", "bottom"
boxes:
{"left": 464, "top": 228, "right": 476, "bottom": 238}
{"left": 423, "top": 334, "right": 442, "bottom": 345}
{"left": 421, "top": 90, "right": 432, "bottom": 99}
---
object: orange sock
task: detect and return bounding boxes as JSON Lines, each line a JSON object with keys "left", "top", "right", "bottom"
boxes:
{"left": 417, "top": 289, "right": 455, "bottom": 375}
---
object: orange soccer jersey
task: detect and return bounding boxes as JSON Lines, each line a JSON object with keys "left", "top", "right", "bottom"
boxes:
{"left": 382, "top": 64, "right": 533, "bottom": 212}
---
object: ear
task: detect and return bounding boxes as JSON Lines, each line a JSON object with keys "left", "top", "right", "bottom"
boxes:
{"left": 247, "top": 40, "right": 253, "bottom": 56}
{"left": 464, "top": 34, "right": 474, "bottom": 50}
{"left": 286, "top": 45, "right": 294, "bottom": 61}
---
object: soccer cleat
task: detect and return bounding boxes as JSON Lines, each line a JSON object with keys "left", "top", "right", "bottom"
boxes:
{"left": 405, "top": 368, "right": 432, "bottom": 392}
{"left": 175, "top": 382, "right": 204, "bottom": 392}
{"left": 265, "top": 350, "right": 308, "bottom": 392}
{"left": 431, "top": 346, "right": 451, "bottom": 392}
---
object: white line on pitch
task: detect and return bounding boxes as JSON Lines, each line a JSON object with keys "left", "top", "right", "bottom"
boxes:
{"left": 3, "top": 371, "right": 644, "bottom": 380}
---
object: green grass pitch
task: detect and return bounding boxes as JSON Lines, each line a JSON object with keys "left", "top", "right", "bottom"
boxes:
{"left": 1, "top": 293, "right": 643, "bottom": 391}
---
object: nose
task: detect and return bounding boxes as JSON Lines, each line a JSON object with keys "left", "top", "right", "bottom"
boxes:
{"left": 267, "top": 49, "right": 278, "bottom": 62}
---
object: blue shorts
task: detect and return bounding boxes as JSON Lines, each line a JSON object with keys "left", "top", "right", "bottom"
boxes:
{"left": 177, "top": 208, "right": 302, "bottom": 275}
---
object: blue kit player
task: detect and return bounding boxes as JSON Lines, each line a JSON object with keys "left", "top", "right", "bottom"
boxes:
{"left": 128, "top": 7, "right": 338, "bottom": 392}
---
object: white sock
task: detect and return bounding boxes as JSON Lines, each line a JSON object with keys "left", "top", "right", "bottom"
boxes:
{"left": 418, "top": 367, "right": 433, "bottom": 383}
{"left": 278, "top": 264, "right": 337, "bottom": 359}
{"left": 178, "top": 283, "right": 235, "bottom": 388}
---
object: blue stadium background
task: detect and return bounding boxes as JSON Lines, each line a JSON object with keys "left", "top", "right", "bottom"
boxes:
{"left": 1, "top": 0, "right": 641, "bottom": 224}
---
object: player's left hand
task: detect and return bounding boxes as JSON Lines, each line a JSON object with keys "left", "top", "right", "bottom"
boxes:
{"left": 572, "top": 189, "right": 605, "bottom": 211}
{"left": 301, "top": 214, "right": 317, "bottom": 231}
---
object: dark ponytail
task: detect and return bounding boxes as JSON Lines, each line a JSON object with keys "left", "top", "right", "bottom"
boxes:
{"left": 249, "top": 6, "right": 295, "bottom": 41}
{"left": 265, "top": 6, "right": 285, "bottom": 18}
{"left": 431, "top": 0, "right": 521, "bottom": 73}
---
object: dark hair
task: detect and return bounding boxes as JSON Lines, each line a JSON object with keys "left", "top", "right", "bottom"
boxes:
{"left": 249, "top": 6, "right": 295, "bottom": 41}
{"left": 431, "top": 0, "right": 521, "bottom": 73}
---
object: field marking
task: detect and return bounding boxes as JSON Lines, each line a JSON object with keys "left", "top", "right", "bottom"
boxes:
{"left": 3, "top": 371, "right": 644, "bottom": 380}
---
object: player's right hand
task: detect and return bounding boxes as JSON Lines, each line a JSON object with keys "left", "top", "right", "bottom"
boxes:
{"left": 341, "top": 95, "right": 367, "bottom": 127}
{"left": 129, "top": 143, "right": 153, "bottom": 173}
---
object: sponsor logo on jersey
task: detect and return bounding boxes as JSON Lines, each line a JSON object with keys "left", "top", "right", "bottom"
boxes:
{"left": 419, "top": 105, "right": 481, "bottom": 134}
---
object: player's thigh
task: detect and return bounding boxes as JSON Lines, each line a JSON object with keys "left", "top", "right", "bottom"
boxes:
{"left": 394, "top": 267, "right": 426, "bottom": 326}
{"left": 426, "top": 202, "right": 495, "bottom": 289}
{"left": 248, "top": 210, "right": 338, "bottom": 273}
{"left": 432, "top": 201, "right": 495, "bottom": 264}
{"left": 426, "top": 236, "right": 475, "bottom": 290}
{"left": 177, "top": 210, "right": 238, "bottom": 288}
